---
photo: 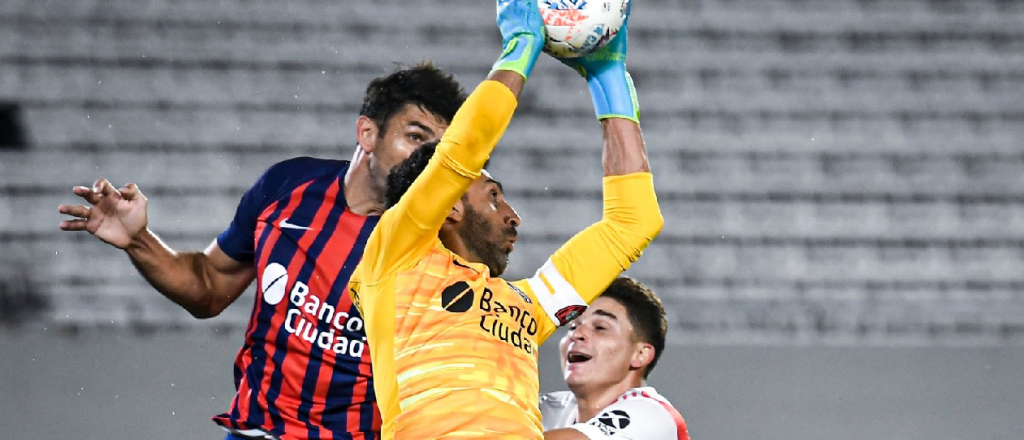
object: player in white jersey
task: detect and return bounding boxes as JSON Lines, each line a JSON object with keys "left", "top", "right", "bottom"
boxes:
{"left": 541, "top": 277, "right": 691, "bottom": 440}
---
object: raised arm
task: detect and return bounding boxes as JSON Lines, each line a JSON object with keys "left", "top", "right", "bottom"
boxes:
{"left": 523, "top": 7, "right": 664, "bottom": 337}
{"left": 356, "top": 0, "right": 545, "bottom": 278}
{"left": 601, "top": 117, "right": 649, "bottom": 176}
{"left": 59, "top": 178, "right": 253, "bottom": 318}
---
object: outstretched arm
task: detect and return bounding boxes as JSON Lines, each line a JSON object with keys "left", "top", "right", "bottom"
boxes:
{"left": 524, "top": 7, "right": 663, "bottom": 338}
{"left": 602, "top": 117, "right": 649, "bottom": 176}
{"left": 59, "top": 179, "right": 253, "bottom": 318}
{"left": 526, "top": 123, "right": 662, "bottom": 335}
{"left": 488, "top": 70, "right": 526, "bottom": 100}
{"left": 355, "top": 0, "right": 544, "bottom": 279}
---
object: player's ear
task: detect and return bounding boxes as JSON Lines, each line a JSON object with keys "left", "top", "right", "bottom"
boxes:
{"left": 356, "top": 115, "right": 380, "bottom": 153}
{"left": 630, "top": 343, "right": 655, "bottom": 371}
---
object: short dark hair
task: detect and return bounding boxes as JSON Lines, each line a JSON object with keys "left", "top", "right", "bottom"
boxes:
{"left": 384, "top": 142, "right": 492, "bottom": 210}
{"left": 360, "top": 61, "right": 466, "bottom": 136}
{"left": 385, "top": 141, "right": 438, "bottom": 209}
{"left": 600, "top": 277, "right": 668, "bottom": 379}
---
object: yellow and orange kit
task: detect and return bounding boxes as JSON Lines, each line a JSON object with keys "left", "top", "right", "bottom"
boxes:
{"left": 348, "top": 80, "right": 663, "bottom": 440}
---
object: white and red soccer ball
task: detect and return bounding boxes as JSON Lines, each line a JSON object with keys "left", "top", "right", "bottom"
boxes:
{"left": 539, "top": 0, "right": 630, "bottom": 58}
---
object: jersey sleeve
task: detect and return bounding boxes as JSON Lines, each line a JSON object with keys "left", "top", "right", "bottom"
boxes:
{"left": 519, "top": 173, "right": 663, "bottom": 337}
{"left": 357, "top": 80, "right": 519, "bottom": 281}
{"left": 539, "top": 391, "right": 577, "bottom": 432}
{"left": 216, "top": 156, "right": 323, "bottom": 261}
{"left": 568, "top": 397, "right": 679, "bottom": 440}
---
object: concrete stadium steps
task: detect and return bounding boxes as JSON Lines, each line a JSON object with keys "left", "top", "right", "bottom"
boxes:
{"left": 9, "top": 149, "right": 1024, "bottom": 237}
{"left": 488, "top": 149, "right": 1024, "bottom": 194}
{"left": 690, "top": 0, "right": 1024, "bottom": 16}
{"left": 0, "top": 150, "right": 292, "bottom": 190}
{"left": 5, "top": 28, "right": 1022, "bottom": 77}
{"left": 24, "top": 232, "right": 1024, "bottom": 334}
{"left": 5, "top": 233, "right": 215, "bottom": 281}
{"left": 666, "top": 288, "right": 1024, "bottom": 343}
{"left": 13, "top": 59, "right": 1024, "bottom": 110}
{"left": 44, "top": 282, "right": 255, "bottom": 328}
{"left": 16, "top": 105, "right": 1024, "bottom": 153}
{"left": 510, "top": 193, "right": 1024, "bottom": 240}
{"left": 503, "top": 233, "right": 1024, "bottom": 284}
{"left": 502, "top": 125, "right": 1023, "bottom": 154}
{"left": 2, "top": 0, "right": 494, "bottom": 29}
{"left": 4, "top": 0, "right": 1024, "bottom": 341}
{"left": 8, "top": 146, "right": 1024, "bottom": 194}
{"left": 4, "top": 4, "right": 1023, "bottom": 71}
{"left": 19, "top": 106, "right": 1022, "bottom": 156}
{"left": 0, "top": 64, "right": 373, "bottom": 107}
{"left": 22, "top": 193, "right": 238, "bottom": 236}
{"left": 18, "top": 106, "right": 349, "bottom": 146}
{"left": 533, "top": 70, "right": 1024, "bottom": 113}
{"left": 20, "top": 188, "right": 1024, "bottom": 243}
{"left": 6, "top": 0, "right": 1022, "bottom": 35}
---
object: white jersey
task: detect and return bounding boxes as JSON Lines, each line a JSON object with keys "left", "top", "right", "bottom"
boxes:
{"left": 539, "top": 386, "right": 690, "bottom": 440}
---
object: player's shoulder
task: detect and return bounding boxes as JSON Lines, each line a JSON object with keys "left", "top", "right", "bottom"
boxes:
{"left": 265, "top": 156, "right": 349, "bottom": 180}
{"left": 254, "top": 156, "right": 349, "bottom": 195}
{"left": 588, "top": 387, "right": 684, "bottom": 436}
{"left": 611, "top": 386, "right": 679, "bottom": 413}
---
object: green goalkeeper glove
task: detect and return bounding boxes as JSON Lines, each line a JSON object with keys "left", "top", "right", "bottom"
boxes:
{"left": 492, "top": 0, "right": 546, "bottom": 81}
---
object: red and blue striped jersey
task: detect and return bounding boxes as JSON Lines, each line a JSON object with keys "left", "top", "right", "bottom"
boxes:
{"left": 214, "top": 157, "right": 380, "bottom": 440}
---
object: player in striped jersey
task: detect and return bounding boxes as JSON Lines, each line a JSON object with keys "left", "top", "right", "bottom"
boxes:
{"left": 57, "top": 63, "right": 466, "bottom": 440}
{"left": 347, "top": 1, "right": 662, "bottom": 438}
{"left": 541, "top": 277, "right": 691, "bottom": 440}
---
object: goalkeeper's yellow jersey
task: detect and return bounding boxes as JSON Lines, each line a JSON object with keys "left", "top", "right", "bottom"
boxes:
{"left": 348, "top": 80, "right": 663, "bottom": 440}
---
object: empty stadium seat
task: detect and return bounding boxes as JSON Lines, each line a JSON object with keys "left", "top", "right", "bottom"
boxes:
{"left": 3, "top": 0, "right": 1023, "bottom": 342}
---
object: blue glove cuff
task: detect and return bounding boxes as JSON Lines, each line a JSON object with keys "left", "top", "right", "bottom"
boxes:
{"left": 491, "top": 33, "right": 542, "bottom": 81}
{"left": 586, "top": 67, "right": 639, "bottom": 122}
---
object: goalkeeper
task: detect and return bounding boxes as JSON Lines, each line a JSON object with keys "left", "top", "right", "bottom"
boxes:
{"left": 346, "top": 0, "right": 661, "bottom": 439}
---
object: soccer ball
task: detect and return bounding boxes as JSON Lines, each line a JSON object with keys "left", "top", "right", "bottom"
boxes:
{"left": 539, "top": 0, "right": 629, "bottom": 58}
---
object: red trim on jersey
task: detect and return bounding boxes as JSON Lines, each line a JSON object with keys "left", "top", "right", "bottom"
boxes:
{"left": 276, "top": 177, "right": 344, "bottom": 436}
{"left": 640, "top": 390, "right": 691, "bottom": 440}
{"left": 303, "top": 202, "right": 364, "bottom": 439}
{"left": 245, "top": 181, "right": 312, "bottom": 426}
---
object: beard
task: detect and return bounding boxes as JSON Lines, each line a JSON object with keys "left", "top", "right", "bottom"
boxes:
{"left": 458, "top": 203, "right": 513, "bottom": 276}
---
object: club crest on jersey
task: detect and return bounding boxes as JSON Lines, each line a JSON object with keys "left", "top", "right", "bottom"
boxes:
{"left": 555, "top": 304, "right": 587, "bottom": 325}
{"left": 441, "top": 281, "right": 475, "bottom": 313}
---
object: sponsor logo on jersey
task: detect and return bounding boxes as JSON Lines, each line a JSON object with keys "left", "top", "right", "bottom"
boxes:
{"left": 439, "top": 281, "right": 539, "bottom": 354}
{"left": 555, "top": 304, "right": 587, "bottom": 325}
{"left": 588, "top": 409, "right": 631, "bottom": 435}
{"left": 441, "top": 281, "right": 476, "bottom": 313}
{"left": 262, "top": 263, "right": 366, "bottom": 358}
{"left": 279, "top": 217, "right": 315, "bottom": 231}
{"left": 597, "top": 409, "right": 631, "bottom": 430}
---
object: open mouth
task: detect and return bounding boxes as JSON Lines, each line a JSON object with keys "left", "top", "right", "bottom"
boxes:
{"left": 567, "top": 351, "right": 592, "bottom": 364}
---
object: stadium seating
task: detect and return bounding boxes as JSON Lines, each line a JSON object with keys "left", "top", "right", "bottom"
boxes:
{"left": 2, "top": 0, "right": 1023, "bottom": 343}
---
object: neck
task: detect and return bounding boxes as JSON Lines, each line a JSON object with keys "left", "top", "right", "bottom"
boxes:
{"left": 343, "top": 146, "right": 386, "bottom": 216}
{"left": 439, "top": 227, "right": 482, "bottom": 267}
{"left": 573, "top": 379, "right": 643, "bottom": 422}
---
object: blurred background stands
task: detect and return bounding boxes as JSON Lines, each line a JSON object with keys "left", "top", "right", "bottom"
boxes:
{"left": 1, "top": 0, "right": 1023, "bottom": 343}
